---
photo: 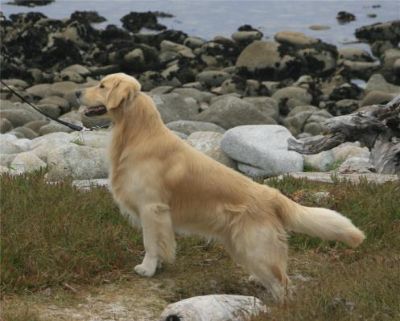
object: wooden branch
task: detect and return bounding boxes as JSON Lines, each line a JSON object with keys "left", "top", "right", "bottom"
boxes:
{"left": 288, "top": 95, "right": 400, "bottom": 174}
{"left": 288, "top": 96, "right": 400, "bottom": 154}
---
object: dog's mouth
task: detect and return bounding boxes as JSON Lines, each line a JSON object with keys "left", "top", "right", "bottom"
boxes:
{"left": 84, "top": 105, "right": 107, "bottom": 117}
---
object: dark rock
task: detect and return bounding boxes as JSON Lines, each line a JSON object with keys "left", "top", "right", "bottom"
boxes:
{"left": 70, "top": 11, "right": 106, "bottom": 23}
{"left": 329, "top": 83, "right": 363, "bottom": 101}
{"left": 325, "top": 99, "right": 360, "bottom": 116}
{"left": 11, "top": 0, "right": 53, "bottom": 6}
{"left": 121, "top": 11, "right": 167, "bottom": 32}
{"left": 355, "top": 21, "right": 400, "bottom": 43}
{"left": 336, "top": 11, "right": 356, "bottom": 24}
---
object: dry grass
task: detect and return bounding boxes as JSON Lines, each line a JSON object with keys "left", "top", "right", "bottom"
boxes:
{"left": 1, "top": 173, "right": 399, "bottom": 320}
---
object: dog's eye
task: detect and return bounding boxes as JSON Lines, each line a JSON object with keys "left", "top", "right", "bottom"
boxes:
{"left": 99, "top": 84, "right": 105, "bottom": 88}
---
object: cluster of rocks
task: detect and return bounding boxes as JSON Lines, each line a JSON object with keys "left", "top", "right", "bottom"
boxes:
{"left": 1, "top": 11, "right": 399, "bottom": 180}
{"left": 0, "top": 121, "right": 376, "bottom": 180}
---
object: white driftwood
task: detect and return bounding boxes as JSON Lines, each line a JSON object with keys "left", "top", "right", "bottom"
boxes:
{"left": 159, "top": 295, "right": 268, "bottom": 321}
{"left": 288, "top": 96, "right": 400, "bottom": 175}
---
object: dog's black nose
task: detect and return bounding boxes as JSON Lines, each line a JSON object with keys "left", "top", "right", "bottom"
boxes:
{"left": 75, "top": 90, "right": 81, "bottom": 98}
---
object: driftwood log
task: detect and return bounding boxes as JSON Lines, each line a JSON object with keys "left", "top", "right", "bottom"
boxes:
{"left": 288, "top": 95, "right": 400, "bottom": 175}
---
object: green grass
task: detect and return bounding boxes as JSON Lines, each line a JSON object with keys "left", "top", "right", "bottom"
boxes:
{"left": 1, "top": 172, "right": 399, "bottom": 320}
{"left": 1, "top": 171, "right": 142, "bottom": 294}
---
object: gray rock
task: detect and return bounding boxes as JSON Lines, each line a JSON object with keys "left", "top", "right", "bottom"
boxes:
{"left": 39, "top": 96, "right": 70, "bottom": 113}
{"left": 150, "top": 86, "right": 174, "bottom": 95}
{"left": 243, "top": 97, "right": 279, "bottom": 120}
{"left": 39, "top": 122, "right": 73, "bottom": 136}
{"left": 284, "top": 105, "right": 332, "bottom": 136}
{"left": 46, "top": 144, "right": 108, "bottom": 180}
{"left": 10, "top": 151, "right": 47, "bottom": 174}
{"left": 81, "top": 112, "right": 111, "bottom": 130}
{"left": 160, "top": 40, "right": 195, "bottom": 58}
{"left": 0, "top": 118, "right": 13, "bottom": 133}
{"left": 195, "top": 96, "right": 276, "bottom": 129}
{"left": 72, "top": 178, "right": 109, "bottom": 191}
{"left": 309, "top": 25, "right": 331, "bottom": 31}
{"left": 12, "top": 126, "right": 38, "bottom": 139}
{"left": 0, "top": 140, "right": 23, "bottom": 154}
{"left": 221, "top": 125, "right": 303, "bottom": 177}
{"left": 0, "top": 104, "right": 45, "bottom": 127}
{"left": 24, "top": 120, "right": 50, "bottom": 133}
{"left": 187, "top": 131, "right": 236, "bottom": 168}
{"left": 332, "top": 99, "right": 360, "bottom": 116}
{"left": 232, "top": 31, "right": 263, "bottom": 45}
{"left": 12, "top": 138, "right": 32, "bottom": 151}
{"left": 267, "top": 172, "right": 398, "bottom": 184}
{"left": 342, "top": 60, "right": 380, "bottom": 80}
{"left": 184, "top": 36, "right": 206, "bottom": 49}
{"left": 304, "top": 150, "right": 335, "bottom": 171}
{"left": 61, "top": 64, "right": 90, "bottom": 76}
{"left": 37, "top": 103, "right": 61, "bottom": 119}
{"left": 365, "top": 74, "right": 400, "bottom": 94}
{"left": 0, "top": 133, "right": 18, "bottom": 143}
{"left": 236, "top": 41, "right": 296, "bottom": 75}
{"left": 360, "top": 90, "right": 397, "bottom": 106}
{"left": 51, "top": 81, "right": 80, "bottom": 97}
{"left": 57, "top": 70, "right": 85, "bottom": 83}
{"left": 260, "top": 81, "right": 280, "bottom": 95}
{"left": 196, "top": 71, "right": 230, "bottom": 87}
{"left": 150, "top": 93, "right": 199, "bottom": 123}
{"left": 331, "top": 142, "right": 370, "bottom": 162}
{"left": 31, "top": 132, "right": 74, "bottom": 161}
{"left": 1, "top": 79, "right": 29, "bottom": 89}
{"left": 166, "top": 120, "right": 225, "bottom": 135}
{"left": 0, "top": 153, "right": 17, "bottom": 167}
{"left": 124, "top": 48, "right": 145, "bottom": 65}
{"left": 69, "top": 131, "right": 110, "bottom": 149}
{"left": 338, "top": 47, "right": 374, "bottom": 62}
{"left": 337, "top": 156, "right": 375, "bottom": 174}
{"left": 274, "top": 31, "right": 318, "bottom": 47}
{"left": 272, "top": 86, "right": 313, "bottom": 115}
{"left": 59, "top": 110, "right": 83, "bottom": 126}
{"left": 382, "top": 49, "right": 400, "bottom": 69}
{"left": 172, "top": 88, "right": 214, "bottom": 104}
{"left": 26, "top": 83, "right": 52, "bottom": 98}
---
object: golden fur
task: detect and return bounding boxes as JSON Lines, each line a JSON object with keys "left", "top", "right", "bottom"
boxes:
{"left": 80, "top": 73, "right": 365, "bottom": 301}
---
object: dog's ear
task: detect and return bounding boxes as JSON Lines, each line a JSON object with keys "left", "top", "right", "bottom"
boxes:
{"left": 106, "top": 78, "right": 141, "bottom": 110}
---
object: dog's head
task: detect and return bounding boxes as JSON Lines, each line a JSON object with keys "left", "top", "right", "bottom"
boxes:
{"left": 77, "top": 73, "right": 141, "bottom": 118}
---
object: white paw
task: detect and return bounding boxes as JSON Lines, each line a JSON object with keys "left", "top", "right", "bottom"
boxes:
{"left": 134, "top": 264, "right": 156, "bottom": 277}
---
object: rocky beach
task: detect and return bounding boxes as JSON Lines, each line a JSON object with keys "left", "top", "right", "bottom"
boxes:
{"left": 1, "top": 1, "right": 399, "bottom": 181}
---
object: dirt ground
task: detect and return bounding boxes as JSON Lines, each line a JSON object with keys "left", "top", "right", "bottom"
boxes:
{"left": 2, "top": 278, "right": 169, "bottom": 321}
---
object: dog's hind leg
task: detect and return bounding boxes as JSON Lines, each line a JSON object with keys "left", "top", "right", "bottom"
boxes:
{"left": 226, "top": 222, "right": 290, "bottom": 302}
{"left": 134, "top": 203, "right": 176, "bottom": 277}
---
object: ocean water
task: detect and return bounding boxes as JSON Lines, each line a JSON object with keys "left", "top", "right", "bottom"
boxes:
{"left": 1, "top": 0, "right": 399, "bottom": 49}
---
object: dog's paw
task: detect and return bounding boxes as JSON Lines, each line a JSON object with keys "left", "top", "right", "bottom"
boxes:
{"left": 134, "top": 264, "right": 156, "bottom": 277}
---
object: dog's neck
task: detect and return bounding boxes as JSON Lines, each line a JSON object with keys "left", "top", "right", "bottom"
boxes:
{"left": 109, "top": 92, "right": 166, "bottom": 167}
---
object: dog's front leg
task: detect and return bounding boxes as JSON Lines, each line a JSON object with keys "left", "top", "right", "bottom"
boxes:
{"left": 134, "top": 203, "right": 176, "bottom": 277}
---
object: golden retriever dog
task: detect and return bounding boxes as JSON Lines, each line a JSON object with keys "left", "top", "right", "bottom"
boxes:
{"left": 78, "top": 73, "right": 365, "bottom": 301}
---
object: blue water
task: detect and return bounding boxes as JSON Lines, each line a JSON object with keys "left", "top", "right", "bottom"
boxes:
{"left": 1, "top": 0, "right": 399, "bottom": 48}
